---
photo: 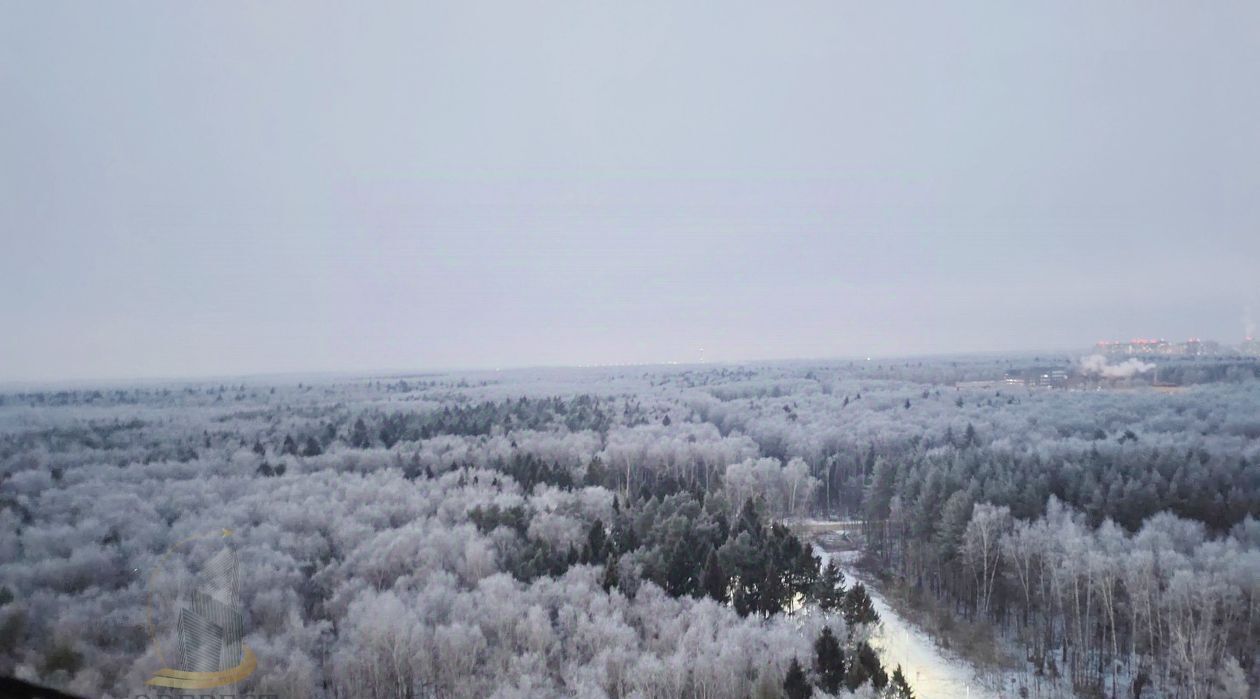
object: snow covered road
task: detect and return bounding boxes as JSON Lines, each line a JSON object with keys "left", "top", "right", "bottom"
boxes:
{"left": 818, "top": 548, "right": 1001, "bottom": 699}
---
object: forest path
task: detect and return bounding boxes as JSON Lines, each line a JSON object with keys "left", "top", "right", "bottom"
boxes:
{"left": 815, "top": 546, "right": 1004, "bottom": 699}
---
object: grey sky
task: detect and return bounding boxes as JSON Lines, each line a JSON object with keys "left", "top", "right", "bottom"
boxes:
{"left": 2, "top": 2, "right": 1258, "bottom": 381}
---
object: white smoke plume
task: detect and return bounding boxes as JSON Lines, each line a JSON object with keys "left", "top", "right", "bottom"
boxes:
{"left": 1079, "top": 354, "right": 1155, "bottom": 379}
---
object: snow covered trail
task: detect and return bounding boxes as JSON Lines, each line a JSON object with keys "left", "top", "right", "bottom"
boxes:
{"left": 818, "top": 548, "right": 1002, "bottom": 699}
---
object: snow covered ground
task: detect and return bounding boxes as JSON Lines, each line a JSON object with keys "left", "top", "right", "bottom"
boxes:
{"left": 819, "top": 549, "right": 1003, "bottom": 699}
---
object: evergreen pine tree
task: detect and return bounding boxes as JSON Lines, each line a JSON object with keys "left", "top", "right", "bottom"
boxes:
{"left": 586, "top": 519, "right": 607, "bottom": 564}
{"left": 759, "top": 565, "right": 785, "bottom": 616}
{"left": 350, "top": 418, "right": 370, "bottom": 448}
{"left": 732, "top": 586, "right": 754, "bottom": 618}
{"left": 783, "top": 657, "right": 812, "bottom": 699}
{"left": 813, "top": 626, "right": 845, "bottom": 694}
{"left": 844, "top": 641, "right": 887, "bottom": 691}
{"left": 844, "top": 652, "right": 869, "bottom": 691}
{"left": 601, "top": 556, "right": 618, "bottom": 593}
{"left": 888, "top": 664, "right": 914, "bottom": 698}
{"left": 733, "top": 497, "right": 764, "bottom": 540}
{"left": 813, "top": 560, "right": 846, "bottom": 610}
{"left": 842, "top": 583, "right": 880, "bottom": 627}
{"left": 665, "top": 539, "right": 694, "bottom": 597}
{"left": 585, "top": 457, "right": 608, "bottom": 487}
{"left": 702, "top": 549, "right": 727, "bottom": 602}
{"left": 863, "top": 642, "right": 888, "bottom": 689}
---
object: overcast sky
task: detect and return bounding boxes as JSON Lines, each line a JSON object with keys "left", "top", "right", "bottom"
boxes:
{"left": 2, "top": 2, "right": 1258, "bottom": 381}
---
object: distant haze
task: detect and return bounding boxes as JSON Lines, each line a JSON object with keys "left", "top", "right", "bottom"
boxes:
{"left": 2, "top": 2, "right": 1258, "bottom": 381}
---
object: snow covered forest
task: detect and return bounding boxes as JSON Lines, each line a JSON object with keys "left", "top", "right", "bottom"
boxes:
{"left": 1, "top": 356, "right": 1258, "bottom": 698}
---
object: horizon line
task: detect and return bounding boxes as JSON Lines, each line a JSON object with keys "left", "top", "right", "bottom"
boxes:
{"left": 1, "top": 342, "right": 1232, "bottom": 391}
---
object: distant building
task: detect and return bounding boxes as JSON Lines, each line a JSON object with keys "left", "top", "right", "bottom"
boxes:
{"left": 1040, "top": 369, "right": 1069, "bottom": 387}
{"left": 981, "top": 367, "right": 1070, "bottom": 389}
{"left": 1181, "top": 338, "right": 1222, "bottom": 356}
{"left": 1096, "top": 339, "right": 1174, "bottom": 356}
